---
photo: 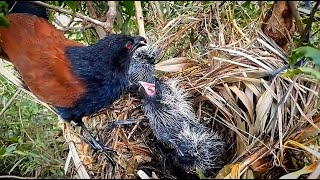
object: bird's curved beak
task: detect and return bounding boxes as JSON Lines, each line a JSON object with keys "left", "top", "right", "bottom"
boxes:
{"left": 138, "top": 81, "right": 155, "bottom": 96}
{"left": 132, "top": 36, "right": 147, "bottom": 52}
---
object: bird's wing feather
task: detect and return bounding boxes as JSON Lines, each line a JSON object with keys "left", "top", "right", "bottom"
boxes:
{"left": 0, "top": 13, "right": 87, "bottom": 107}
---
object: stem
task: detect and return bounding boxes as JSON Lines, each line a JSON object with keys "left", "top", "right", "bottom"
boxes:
{"left": 135, "top": 1, "right": 146, "bottom": 37}
{"left": 300, "top": 1, "right": 320, "bottom": 45}
{"left": 153, "top": 1, "right": 164, "bottom": 22}
{"left": 105, "top": 1, "right": 117, "bottom": 34}
{"left": 85, "top": 1, "right": 106, "bottom": 38}
{"left": 86, "top": 1, "right": 117, "bottom": 39}
{"left": 288, "top": 1, "right": 304, "bottom": 36}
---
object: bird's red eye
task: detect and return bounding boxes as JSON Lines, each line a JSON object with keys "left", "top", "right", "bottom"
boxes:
{"left": 125, "top": 42, "right": 132, "bottom": 49}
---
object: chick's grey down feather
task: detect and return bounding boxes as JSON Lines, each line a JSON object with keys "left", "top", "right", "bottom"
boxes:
{"left": 129, "top": 45, "right": 226, "bottom": 174}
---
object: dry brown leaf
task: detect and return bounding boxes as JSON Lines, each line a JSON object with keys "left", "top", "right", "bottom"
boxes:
{"left": 255, "top": 89, "right": 274, "bottom": 134}
{"left": 81, "top": 155, "right": 93, "bottom": 166}
{"left": 77, "top": 142, "right": 90, "bottom": 155}
{"left": 236, "top": 114, "right": 247, "bottom": 157}
{"left": 250, "top": 157, "right": 271, "bottom": 172}
{"left": 230, "top": 85, "right": 254, "bottom": 124}
{"left": 300, "top": 118, "right": 320, "bottom": 140}
{"left": 243, "top": 82, "right": 262, "bottom": 98}
{"left": 155, "top": 57, "right": 196, "bottom": 72}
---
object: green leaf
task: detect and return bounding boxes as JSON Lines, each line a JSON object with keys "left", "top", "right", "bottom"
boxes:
{"left": 299, "top": 67, "right": 320, "bottom": 80}
{"left": 283, "top": 69, "right": 302, "bottom": 78}
{"left": 0, "top": 1, "right": 9, "bottom": 28}
{"left": 64, "top": 1, "right": 78, "bottom": 13}
{"left": 0, "top": 1, "right": 8, "bottom": 14}
{"left": 9, "top": 136, "right": 19, "bottom": 143}
{"left": 196, "top": 167, "right": 206, "bottom": 179}
{"left": 122, "top": 1, "right": 134, "bottom": 17}
{"left": 0, "top": 13, "right": 9, "bottom": 28}
{"left": 293, "top": 46, "right": 320, "bottom": 66}
{"left": 288, "top": 51, "right": 302, "bottom": 67}
{"left": 0, "top": 147, "right": 6, "bottom": 156}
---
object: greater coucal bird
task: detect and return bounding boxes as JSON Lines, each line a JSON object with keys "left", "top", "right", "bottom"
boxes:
{"left": 0, "top": 1, "right": 148, "bottom": 162}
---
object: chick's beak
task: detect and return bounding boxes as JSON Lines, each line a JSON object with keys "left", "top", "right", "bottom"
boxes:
{"left": 132, "top": 36, "right": 147, "bottom": 51}
{"left": 138, "top": 81, "right": 155, "bottom": 96}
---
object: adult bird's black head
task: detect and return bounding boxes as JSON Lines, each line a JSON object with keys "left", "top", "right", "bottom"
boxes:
{"left": 86, "top": 34, "right": 147, "bottom": 71}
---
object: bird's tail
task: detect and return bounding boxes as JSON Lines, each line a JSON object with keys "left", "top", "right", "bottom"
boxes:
{"left": 6, "top": 1, "right": 48, "bottom": 20}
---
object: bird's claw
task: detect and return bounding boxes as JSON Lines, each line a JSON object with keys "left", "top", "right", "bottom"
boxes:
{"left": 75, "top": 121, "right": 118, "bottom": 168}
{"left": 98, "top": 149, "right": 117, "bottom": 168}
{"left": 82, "top": 134, "right": 117, "bottom": 169}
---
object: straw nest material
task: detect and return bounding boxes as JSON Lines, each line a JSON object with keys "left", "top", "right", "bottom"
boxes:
{"left": 1, "top": 2, "right": 319, "bottom": 179}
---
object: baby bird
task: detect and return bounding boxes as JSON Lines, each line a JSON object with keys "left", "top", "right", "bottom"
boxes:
{"left": 129, "top": 45, "right": 227, "bottom": 174}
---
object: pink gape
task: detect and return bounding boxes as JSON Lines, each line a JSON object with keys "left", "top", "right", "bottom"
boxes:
{"left": 138, "top": 81, "right": 156, "bottom": 96}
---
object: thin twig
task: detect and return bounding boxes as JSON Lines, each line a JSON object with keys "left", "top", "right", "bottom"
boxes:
{"left": 135, "top": 1, "right": 146, "bottom": 38}
{"left": 8, "top": 1, "right": 17, "bottom": 12}
{"left": 54, "top": 18, "right": 92, "bottom": 32}
{"left": 61, "top": 24, "right": 93, "bottom": 32}
{"left": 85, "top": 1, "right": 117, "bottom": 39}
{"left": 30, "top": 1, "right": 105, "bottom": 29}
{"left": 0, "top": 88, "right": 21, "bottom": 117}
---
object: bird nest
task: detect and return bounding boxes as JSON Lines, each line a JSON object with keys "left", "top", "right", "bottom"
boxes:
{"left": 60, "top": 29, "right": 319, "bottom": 178}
